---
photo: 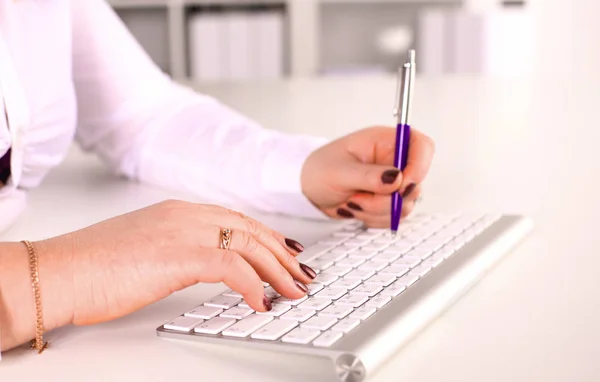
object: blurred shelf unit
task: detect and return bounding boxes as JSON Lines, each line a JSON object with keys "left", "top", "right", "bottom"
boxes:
{"left": 109, "top": 0, "right": 486, "bottom": 82}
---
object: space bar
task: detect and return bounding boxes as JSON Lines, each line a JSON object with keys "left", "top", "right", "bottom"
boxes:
{"left": 296, "top": 243, "right": 336, "bottom": 263}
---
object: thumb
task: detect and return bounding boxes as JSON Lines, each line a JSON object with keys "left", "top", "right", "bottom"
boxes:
{"left": 335, "top": 160, "right": 403, "bottom": 194}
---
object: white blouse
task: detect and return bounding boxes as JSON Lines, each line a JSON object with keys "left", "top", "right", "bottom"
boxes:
{"left": 0, "top": 0, "right": 329, "bottom": 233}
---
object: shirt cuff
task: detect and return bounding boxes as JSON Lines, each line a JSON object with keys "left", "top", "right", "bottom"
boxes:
{"left": 261, "top": 133, "right": 331, "bottom": 220}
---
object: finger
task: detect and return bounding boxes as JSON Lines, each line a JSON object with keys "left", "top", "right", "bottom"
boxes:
{"left": 346, "top": 185, "right": 422, "bottom": 215}
{"left": 227, "top": 228, "right": 308, "bottom": 300}
{"left": 196, "top": 248, "right": 268, "bottom": 312}
{"left": 206, "top": 207, "right": 316, "bottom": 284}
{"left": 402, "top": 130, "right": 435, "bottom": 191}
{"left": 332, "top": 160, "right": 403, "bottom": 195}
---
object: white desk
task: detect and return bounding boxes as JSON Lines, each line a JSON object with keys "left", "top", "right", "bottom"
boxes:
{"left": 2, "top": 75, "right": 600, "bottom": 382}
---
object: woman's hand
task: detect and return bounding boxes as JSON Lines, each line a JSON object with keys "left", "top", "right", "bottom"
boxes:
{"left": 42, "top": 200, "right": 316, "bottom": 327}
{"left": 301, "top": 126, "right": 435, "bottom": 227}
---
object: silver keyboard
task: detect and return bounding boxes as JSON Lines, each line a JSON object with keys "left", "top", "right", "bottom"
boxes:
{"left": 157, "top": 213, "right": 533, "bottom": 382}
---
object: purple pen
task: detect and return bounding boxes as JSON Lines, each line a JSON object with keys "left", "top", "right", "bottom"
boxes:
{"left": 391, "top": 50, "right": 416, "bottom": 235}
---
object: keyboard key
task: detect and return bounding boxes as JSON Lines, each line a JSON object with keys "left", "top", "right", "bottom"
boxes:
{"left": 315, "top": 288, "right": 347, "bottom": 300}
{"left": 440, "top": 246, "right": 456, "bottom": 259}
{"left": 335, "top": 293, "right": 369, "bottom": 308}
{"left": 423, "top": 255, "right": 444, "bottom": 268}
{"left": 348, "top": 249, "right": 379, "bottom": 259}
{"left": 298, "top": 298, "right": 332, "bottom": 311}
{"left": 331, "top": 318, "right": 361, "bottom": 333}
{"left": 381, "top": 281, "right": 407, "bottom": 297}
{"left": 322, "top": 265, "right": 353, "bottom": 276}
{"left": 251, "top": 319, "right": 298, "bottom": 340}
{"left": 336, "top": 257, "right": 367, "bottom": 268}
{"left": 358, "top": 260, "right": 389, "bottom": 272}
{"left": 281, "top": 328, "right": 321, "bottom": 344}
{"left": 364, "top": 274, "right": 396, "bottom": 286}
{"left": 378, "top": 265, "right": 410, "bottom": 277}
{"left": 301, "top": 243, "right": 337, "bottom": 262}
{"left": 313, "top": 273, "right": 338, "bottom": 285}
{"left": 313, "top": 330, "right": 344, "bottom": 348}
{"left": 280, "top": 308, "right": 316, "bottom": 322}
{"left": 185, "top": 306, "right": 223, "bottom": 319}
{"left": 193, "top": 317, "right": 236, "bottom": 334}
{"left": 396, "top": 274, "right": 419, "bottom": 287}
{"left": 366, "top": 293, "right": 392, "bottom": 309}
{"left": 408, "top": 264, "right": 432, "bottom": 278}
{"left": 390, "top": 241, "right": 413, "bottom": 254}
{"left": 344, "top": 269, "right": 375, "bottom": 280}
{"left": 263, "top": 286, "right": 281, "bottom": 300}
{"left": 373, "top": 251, "right": 402, "bottom": 263}
{"left": 329, "top": 278, "right": 361, "bottom": 290}
{"left": 393, "top": 255, "right": 422, "bottom": 268}
{"left": 256, "top": 303, "right": 291, "bottom": 316}
{"left": 302, "top": 316, "right": 338, "bottom": 330}
{"left": 343, "top": 238, "right": 371, "bottom": 247}
{"left": 204, "top": 295, "right": 241, "bottom": 309}
{"left": 307, "top": 258, "right": 334, "bottom": 271}
{"left": 319, "top": 252, "right": 348, "bottom": 262}
{"left": 307, "top": 283, "right": 324, "bottom": 295}
{"left": 351, "top": 284, "right": 383, "bottom": 297}
{"left": 219, "top": 306, "right": 254, "bottom": 319}
{"left": 360, "top": 242, "right": 391, "bottom": 252}
{"left": 164, "top": 316, "right": 203, "bottom": 332}
{"left": 330, "top": 246, "right": 357, "bottom": 255}
{"left": 407, "top": 248, "right": 434, "bottom": 260}
{"left": 318, "top": 237, "right": 349, "bottom": 246}
{"left": 350, "top": 305, "right": 377, "bottom": 320}
{"left": 222, "top": 315, "right": 274, "bottom": 337}
{"left": 274, "top": 295, "right": 308, "bottom": 306}
{"left": 222, "top": 289, "right": 243, "bottom": 298}
{"left": 319, "top": 304, "right": 354, "bottom": 319}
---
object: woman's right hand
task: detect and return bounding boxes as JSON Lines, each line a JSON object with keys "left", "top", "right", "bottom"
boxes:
{"left": 40, "top": 200, "right": 316, "bottom": 327}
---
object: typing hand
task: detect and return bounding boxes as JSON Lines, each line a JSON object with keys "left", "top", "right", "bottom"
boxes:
{"left": 42, "top": 200, "right": 315, "bottom": 326}
{"left": 301, "top": 126, "right": 435, "bottom": 228}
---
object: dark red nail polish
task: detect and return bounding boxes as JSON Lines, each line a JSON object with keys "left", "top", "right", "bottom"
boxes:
{"left": 347, "top": 202, "right": 363, "bottom": 211}
{"left": 381, "top": 169, "right": 400, "bottom": 184}
{"left": 263, "top": 295, "right": 273, "bottom": 311}
{"left": 402, "top": 183, "right": 417, "bottom": 198}
{"left": 300, "top": 263, "right": 317, "bottom": 279}
{"left": 295, "top": 280, "right": 308, "bottom": 293}
{"left": 337, "top": 208, "right": 354, "bottom": 218}
{"left": 285, "top": 238, "right": 305, "bottom": 252}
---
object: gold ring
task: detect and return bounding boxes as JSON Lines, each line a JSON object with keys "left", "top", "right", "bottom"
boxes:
{"left": 220, "top": 228, "right": 232, "bottom": 250}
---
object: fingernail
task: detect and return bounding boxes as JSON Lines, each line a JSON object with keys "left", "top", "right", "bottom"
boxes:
{"left": 337, "top": 208, "right": 354, "bottom": 218}
{"left": 300, "top": 263, "right": 317, "bottom": 279}
{"left": 285, "top": 238, "right": 305, "bottom": 252}
{"left": 295, "top": 280, "right": 309, "bottom": 293}
{"left": 381, "top": 169, "right": 400, "bottom": 184}
{"left": 347, "top": 202, "right": 363, "bottom": 211}
{"left": 402, "top": 183, "right": 417, "bottom": 198}
{"left": 263, "top": 295, "right": 273, "bottom": 311}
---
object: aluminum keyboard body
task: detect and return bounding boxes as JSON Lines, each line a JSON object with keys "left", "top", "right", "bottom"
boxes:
{"left": 157, "top": 213, "right": 533, "bottom": 382}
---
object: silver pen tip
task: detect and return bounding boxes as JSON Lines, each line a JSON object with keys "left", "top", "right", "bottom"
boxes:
{"left": 408, "top": 49, "right": 416, "bottom": 64}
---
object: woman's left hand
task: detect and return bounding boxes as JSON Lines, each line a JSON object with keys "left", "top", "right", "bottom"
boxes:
{"left": 301, "top": 126, "right": 435, "bottom": 228}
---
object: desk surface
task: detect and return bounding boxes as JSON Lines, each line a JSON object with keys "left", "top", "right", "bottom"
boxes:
{"left": 2, "top": 75, "right": 600, "bottom": 382}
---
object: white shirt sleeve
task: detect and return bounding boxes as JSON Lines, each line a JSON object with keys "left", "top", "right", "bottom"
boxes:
{"left": 69, "top": 0, "right": 329, "bottom": 219}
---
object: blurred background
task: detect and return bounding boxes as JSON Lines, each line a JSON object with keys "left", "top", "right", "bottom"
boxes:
{"left": 108, "top": 0, "right": 598, "bottom": 83}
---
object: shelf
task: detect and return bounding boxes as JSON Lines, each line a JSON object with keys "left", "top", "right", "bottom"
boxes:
{"left": 110, "top": 0, "right": 466, "bottom": 81}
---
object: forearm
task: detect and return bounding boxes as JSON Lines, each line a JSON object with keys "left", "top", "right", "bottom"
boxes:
{"left": 0, "top": 237, "right": 75, "bottom": 351}
{"left": 130, "top": 99, "right": 330, "bottom": 218}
